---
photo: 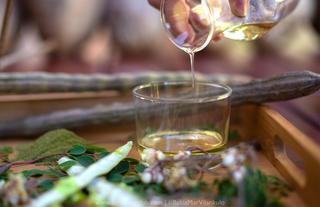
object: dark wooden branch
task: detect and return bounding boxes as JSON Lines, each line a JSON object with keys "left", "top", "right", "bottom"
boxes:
{"left": 231, "top": 71, "right": 320, "bottom": 105}
{"left": 0, "top": 72, "right": 250, "bottom": 93}
{"left": 0, "top": 71, "right": 318, "bottom": 137}
{"left": 0, "top": 0, "right": 13, "bottom": 57}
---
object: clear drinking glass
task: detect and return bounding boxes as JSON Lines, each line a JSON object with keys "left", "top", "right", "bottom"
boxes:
{"left": 133, "top": 82, "right": 232, "bottom": 157}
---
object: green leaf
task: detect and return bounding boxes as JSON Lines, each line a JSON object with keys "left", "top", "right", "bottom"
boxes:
{"left": 191, "top": 181, "right": 209, "bottom": 195}
{"left": 68, "top": 145, "right": 86, "bottom": 156}
{"left": 23, "top": 169, "right": 46, "bottom": 177}
{"left": 124, "top": 158, "right": 139, "bottom": 165}
{"left": 132, "top": 184, "right": 145, "bottom": 195}
{"left": 0, "top": 146, "right": 13, "bottom": 162}
{"left": 98, "top": 151, "right": 110, "bottom": 159}
{"left": 149, "top": 183, "right": 168, "bottom": 194}
{"left": 108, "top": 160, "right": 129, "bottom": 175}
{"left": 75, "top": 155, "right": 95, "bottom": 167}
{"left": 15, "top": 129, "right": 86, "bottom": 161}
{"left": 107, "top": 173, "right": 123, "bottom": 183}
{"left": 38, "top": 179, "right": 54, "bottom": 191}
{"left": 0, "top": 146, "right": 13, "bottom": 156}
{"left": 23, "top": 168, "right": 65, "bottom": 178}
{"left": 213, "top": 178, "right": 237, "bottom": 202}
{"left": 244, "top": 168, "right": 267, "bottom": 207}
{"left": 228, "top": 130, "right": 240, "bottom": 141}
{"left": 267, "top": 199, "right": 285, "bottom": 207}
{"left": 85, "top": 145, "right": 108, "bottom": 154}
{"left": 135, "top": 163, "right": 147, "bottom": 173}
{"left": 47, "top": 168, "right": 66, "bottom": 177}
{"left": 59, "top": 160, "right": 77, "bottom": 171}
{"left": 122, "top": 176, "right": 140, "bottom": 184}
{"left": 241, "top": 167, "right": 290, "bottom": 207}
{"left": 23, "top": 169, "right": 49, "bottom": 178}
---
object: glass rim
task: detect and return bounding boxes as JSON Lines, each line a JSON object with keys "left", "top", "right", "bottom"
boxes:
{"left": 133, "top": 81, "right": 232, "bottom": 103}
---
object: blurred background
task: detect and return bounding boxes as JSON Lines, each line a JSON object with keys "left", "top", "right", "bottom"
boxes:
{"left": 0, "top": 0, "right": 319, "bottom": 141}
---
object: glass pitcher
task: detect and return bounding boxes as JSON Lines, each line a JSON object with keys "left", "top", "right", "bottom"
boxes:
{"left": 161, "top": 0, "right": 300, "bottom": 43}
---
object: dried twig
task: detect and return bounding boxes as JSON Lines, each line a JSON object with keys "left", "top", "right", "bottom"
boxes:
{"left": 0, "top": 72, "right": 249, "bottom": 93}
{"left": 0, "top": 71, "right": 318, "bottom": 137}
{"left": 0, "top": 0, "right": 13, "bottom": 57}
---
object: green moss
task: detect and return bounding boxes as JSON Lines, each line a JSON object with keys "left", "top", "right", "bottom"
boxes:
{"left": 15, "top": 129, "right": 86, "bottom": 161}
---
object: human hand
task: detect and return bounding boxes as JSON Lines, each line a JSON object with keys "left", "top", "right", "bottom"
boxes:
{"left": 148, "top": 0, "right": 248, "bottom": 42}
{"left": 148, "top": 0, "right": 249, "bottom": 17}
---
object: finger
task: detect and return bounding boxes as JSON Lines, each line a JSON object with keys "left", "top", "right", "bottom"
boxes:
{"left": 148, "top": 0, "right": 161, "bottom": 9}
{"left": 212, "top": 33, "right": 224, "bottom": 42}
{"left": 163, "top": 0, "right": 196, "bottom": 43}
{"left": 229, "top": 0, "right": 249, "bottom": 17}
{"left": 186, "top": 0, "right": 209, "bottom": 31}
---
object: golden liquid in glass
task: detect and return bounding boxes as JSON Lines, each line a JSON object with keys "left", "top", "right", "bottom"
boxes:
{"left": 138, "top": 130, "right": 226, "bottom": 157}
{"left": 223, "top": 22, "right": 276, "bottom": 41}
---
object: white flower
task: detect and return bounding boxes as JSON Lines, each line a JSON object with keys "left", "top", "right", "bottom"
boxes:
{"left": 163, "top": 168, "right": 171, "bottom": 175}
{"left": 173, "top": 151, "right": 191, "bottom": 160}
{"left": 178, "top": 167, "right": 187, "bottom": 176}
{"left": 156, "top": 174, "right": 164, "bottom": 184}
{"left": 238, "top": 154, "right": 246, "bottom": 162}
{"left": 141, "top": 172, "right": 152, "bottom": 183}
{"left": 156, "top": 151, "right": 166, "bottom": 161}
{"left": 233, "top": 166, "right": 246, "bottom": 183}
{"left": 222, "top": 154, "right": 236, "bottom": 167}
{"left": 141, "top": 148, "right": 157, "bottom": 164}
{"left": 228, "top": 148, "right": 238, "bottom": 155}
{"left": 142, "top": 148, "right": 166, "bottom": 165}
{"left": 0, "top": 180, "right": 5, "bottom": 189}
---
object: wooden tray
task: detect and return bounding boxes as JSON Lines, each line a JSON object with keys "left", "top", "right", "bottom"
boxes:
{"left": 0, "top": 92, "right": 319, "bottom": 207}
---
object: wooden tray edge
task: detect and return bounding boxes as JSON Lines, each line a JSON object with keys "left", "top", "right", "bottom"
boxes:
{"left": 256, "top": 106, "right": 320, "bottom": 207}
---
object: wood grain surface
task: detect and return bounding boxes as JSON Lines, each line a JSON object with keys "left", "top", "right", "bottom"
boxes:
{"left": 1, "top": 105, "right": 318, "bottom": 206}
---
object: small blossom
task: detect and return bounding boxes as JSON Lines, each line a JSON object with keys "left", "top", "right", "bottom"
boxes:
{"left": 2, "top": 174, "right": 29, "bottom": 205}
{"left": 141, "top": 148, "right": 157, "bottom": 164}
{"left": 238, "top": 154, "right": 246, "bottom": 162}
{"left": 228, "top": 148, "right": 238, "bottom": 155}
{"left": 0, "top": 180, "right": 5, "bottom": 189}
{"left": 173, "top": 151, "right": 191, "bottom": 160}
{"left": 156, "top": 151, "right": 166, "bottom": 161}
{"left": 156, "top": 174, "right": 164, "bottom": 184}
{"left": 141, "top": 171, "right": 152, "bottom": 184}
{"left": 142, "top": 148, "right": 166, "bottom": 165}
{"left": 232, "top": 166, "right": 246, "bottom": 183}
{"left": 164, "top": 166, "right": 196, "bottom": 191}
{"left": 222, "top": 154, "right": 236, "bottom": 167}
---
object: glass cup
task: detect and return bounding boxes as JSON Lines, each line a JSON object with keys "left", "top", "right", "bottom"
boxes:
{"left": 133, "top": 82, "right": 232, "bottom": 157}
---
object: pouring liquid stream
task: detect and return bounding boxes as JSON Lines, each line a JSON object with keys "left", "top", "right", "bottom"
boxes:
{"left": 189, "top": 52, "right": 196, "bottom": 88}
